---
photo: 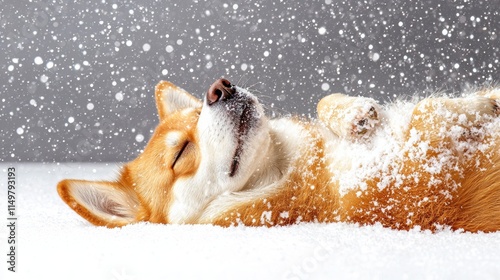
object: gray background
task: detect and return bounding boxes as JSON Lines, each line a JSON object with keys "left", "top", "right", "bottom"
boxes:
{"left": 1, "top": 0, "right": 499, "bottom": 162}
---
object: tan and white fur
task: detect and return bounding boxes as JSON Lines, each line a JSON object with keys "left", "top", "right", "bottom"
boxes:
{"left": 58, "top": 79, "right": 500, "bottom": 232}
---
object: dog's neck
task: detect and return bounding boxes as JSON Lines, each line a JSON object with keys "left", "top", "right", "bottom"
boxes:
{"left": 243, "top": 118, "right": 309, "bottom": 191}
{"left": 198, "top": 118, "right": 337, "bottom": 225}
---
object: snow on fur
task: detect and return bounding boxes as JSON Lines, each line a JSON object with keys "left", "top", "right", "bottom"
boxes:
{"left": 326, "top": 92, "right": 500, "bottom": 197}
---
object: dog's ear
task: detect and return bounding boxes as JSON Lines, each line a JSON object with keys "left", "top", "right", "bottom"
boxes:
{"left": 57, "top": 179, "right": 142, "bottom": 227}
{"left": 155, "top": 80, "right": 202, "bottom": 121}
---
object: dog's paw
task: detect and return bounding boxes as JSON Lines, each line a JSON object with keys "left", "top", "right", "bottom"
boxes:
{"left": 488, "top": 93, "right": 500, "bottom": 116}
{"left": 475, "top": 89, "right": 500, "bottom": 116}
{"left": 467, "top": 97, "right": 500, "bottom": 119}
{"left": 317, "top": 94, "right": 380, "bottom": 140}
{"left": 489, "top": 98, "right": 499, "bottom": 116}
{"left": 351, "top": 104, "right": 379, "bottom": 137}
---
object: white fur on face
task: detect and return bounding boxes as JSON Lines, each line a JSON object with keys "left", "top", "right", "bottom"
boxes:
{"left": 199, "top": 118, "right": 307, "bottom": 223}
{"left": 167, "top": 88, "right": 271, "bottom": 224}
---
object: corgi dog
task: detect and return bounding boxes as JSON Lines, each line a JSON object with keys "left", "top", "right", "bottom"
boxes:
{"left": 57, "top": 79, "right": 500, "bottom": 232}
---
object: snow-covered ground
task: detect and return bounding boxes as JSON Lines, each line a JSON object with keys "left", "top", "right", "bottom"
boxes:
{"left": 1, "top": 163, "right": 500, "bottom": 280}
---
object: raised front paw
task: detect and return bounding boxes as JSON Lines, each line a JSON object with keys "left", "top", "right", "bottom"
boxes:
{"left": 352, "top": 104, "right": 379, "bottom": 137}
{"left": 317, "top": 93, "right": 381, "bottom": 140}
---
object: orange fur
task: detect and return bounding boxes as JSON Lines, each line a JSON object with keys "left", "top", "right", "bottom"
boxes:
{"left": 58, "top": 82, "right": 202, "bottom": 227}
{"left": 57, "top": 82, "right": 500, "bottom": 232}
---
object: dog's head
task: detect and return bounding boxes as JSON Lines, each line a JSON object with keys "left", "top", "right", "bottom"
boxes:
{"left": 58, "top": 79, "right": 270, "bottom": 226}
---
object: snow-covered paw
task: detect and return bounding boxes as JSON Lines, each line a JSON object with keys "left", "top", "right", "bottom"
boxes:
{"left": 350, "top": 101, "right": 380, "bottom": 138}
{"left": 475, "top": 89, "right": 500, "bottom": 116}
{"left": 489, "top": 98, "right": 499, "bottom": 116}
{"left": 489, "top": 95, "right": 500, "bottom": 116}
{"left": 317, "top": 93, "right": 381, "bottom": 140}
{"left": 468, "top": 97, "right": 500, "bottom": 119}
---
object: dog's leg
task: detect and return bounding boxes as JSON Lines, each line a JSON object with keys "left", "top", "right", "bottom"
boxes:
{"left": 408, "top": 95, "right": 499, "bottom": 143}
{"left": 337, "top": 93, "right": 500, "bottom": 232}
{"left": 317, "top": 93, "right": 380, "bottom": 139}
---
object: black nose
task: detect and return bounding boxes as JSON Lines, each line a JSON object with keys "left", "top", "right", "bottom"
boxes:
{"left": 206, "top": 78, "right": 235, "bottom": 105}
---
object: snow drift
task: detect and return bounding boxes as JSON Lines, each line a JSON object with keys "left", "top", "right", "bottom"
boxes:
{"left": 1, "top": 163, "right": 500, "bottom": 280}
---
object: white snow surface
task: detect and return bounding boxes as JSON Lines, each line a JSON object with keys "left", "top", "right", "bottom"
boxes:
{"left": 1, "top": 163, "right": 500, "bottom": 280}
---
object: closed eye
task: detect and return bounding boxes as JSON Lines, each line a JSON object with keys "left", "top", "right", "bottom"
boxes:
{"left": 172, "top": 141, "right": 189, "bottom": 169}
